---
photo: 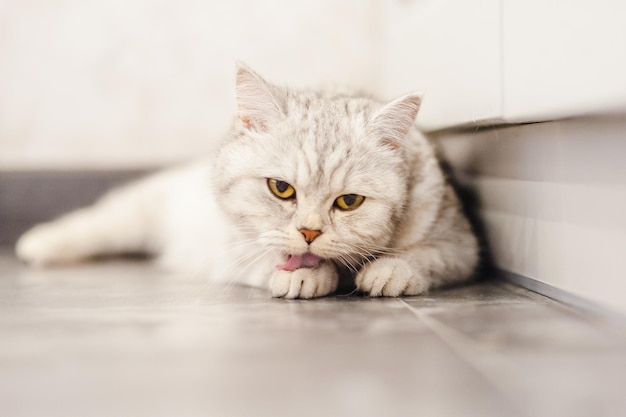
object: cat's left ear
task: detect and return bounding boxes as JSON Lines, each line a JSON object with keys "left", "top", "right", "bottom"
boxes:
{"left": 235, "top": 63, "right": 284, "bottom": 132}
{"left": 368, "top": 93, "right": 422, "bottom": 148}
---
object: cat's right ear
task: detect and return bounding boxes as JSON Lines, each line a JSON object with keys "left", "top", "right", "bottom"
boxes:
{"left": 235, "top": 63, "right": 284, "bottom": 132}
{"left": 368, "top": 93, "right": 422, "bottom": 149}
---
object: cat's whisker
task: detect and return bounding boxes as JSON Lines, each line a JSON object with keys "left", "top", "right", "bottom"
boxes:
{"left": 215, "top": 247, "right": 265, "bottom": 282}
{"left": 220, "top": 250, "right": 274, "bottom": 297}
{"left": 337, "top": 285, "right": 360, "bottom": 297}
{"left": 353, "top": 242, "right": 405, "bottom": 256}
{"left": 347, "top": 247, "right": 376, "bottom": 271}
{"left": 170, "top": 235, "right": 260, "bottom": 279}
{"left": 192, "top": 240, "right": 268, "bottom": 301}
{"left": 220, "top": 238, "right": 260, "bottom": 251}
{"left": 348, "top": 243, "right": 407, "bottom": 264}
{"left": 335, "top": 254, "right": 360, "bottom": 275}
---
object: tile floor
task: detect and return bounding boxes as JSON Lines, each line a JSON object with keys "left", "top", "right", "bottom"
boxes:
{"left": 0, "top": 250, "right": 625, "bottom": 417}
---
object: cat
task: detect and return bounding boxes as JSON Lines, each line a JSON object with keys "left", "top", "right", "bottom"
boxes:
{"left": 15, "top": 64, "right": 479, "bottom": 299}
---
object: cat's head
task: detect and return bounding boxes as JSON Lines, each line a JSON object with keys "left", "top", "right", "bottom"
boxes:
{"left": 213, "top": 64, "right": 421, "bottom": 269}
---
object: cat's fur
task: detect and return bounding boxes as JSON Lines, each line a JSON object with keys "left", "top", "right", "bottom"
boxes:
{"left": 15, "top": 65, "right": 478, "bottom": 299}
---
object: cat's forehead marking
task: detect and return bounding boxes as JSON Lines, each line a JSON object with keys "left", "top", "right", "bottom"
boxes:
{"left": 269, "top": 93, "right": 388, "bottom": 198}
{"left": 295, "top": 146, "right": 345, "bottom": 192}
{"left": 291, "top": 119, "right": 356, "bottom": 192}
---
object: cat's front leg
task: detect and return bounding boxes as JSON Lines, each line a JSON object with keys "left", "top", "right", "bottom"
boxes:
{"left": 356, "top": 257, "right": 429, "bottom": 297}
{"left": 269, "top": 262, "right": 338, "bottom": 299}
{"left": 356, "top": 237, "right": 478, "bottom": 297}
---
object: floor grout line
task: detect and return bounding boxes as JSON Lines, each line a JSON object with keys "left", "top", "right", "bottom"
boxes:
{"left": 401, "top": 299, "right": 525, "bottom": 416}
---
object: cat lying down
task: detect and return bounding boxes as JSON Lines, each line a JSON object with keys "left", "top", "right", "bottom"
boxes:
{"left": 16, "top": 64, "right": 478, "bottom": 299}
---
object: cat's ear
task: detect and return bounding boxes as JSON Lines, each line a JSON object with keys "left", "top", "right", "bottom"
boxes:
{"left": 235, "top": 63, "right": 284, "bottom": 132}
{"left": 368, "top": 93, "right": 422, "bottom": 149}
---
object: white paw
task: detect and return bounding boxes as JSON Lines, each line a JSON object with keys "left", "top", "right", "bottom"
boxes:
{"left": 356, "top": 257, "right": 429, "bottom": 297}
{"left": 269, "top": 262, "right": 338, "bottom": 299}
{"left": 15, "top": 223, "right": 81, "bottom": 266}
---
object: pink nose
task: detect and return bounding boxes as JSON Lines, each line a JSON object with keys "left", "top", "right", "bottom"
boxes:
{"left": 299, "top": 228, "right": 322, "bottom": 244}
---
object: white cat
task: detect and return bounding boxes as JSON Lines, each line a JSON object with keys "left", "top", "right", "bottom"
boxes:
{"left": 15, "top": 65, "right": 479, "bottom": 299}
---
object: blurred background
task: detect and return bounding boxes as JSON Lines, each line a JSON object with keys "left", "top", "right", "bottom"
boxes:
{"left": 0, "top": 0, "right": 384, "bottom": 169}
{"left": 3, "top": 0, "right": 626, "bottom": 170}
{"left": 2, "top": 0, "right": 626, "bottom": 312}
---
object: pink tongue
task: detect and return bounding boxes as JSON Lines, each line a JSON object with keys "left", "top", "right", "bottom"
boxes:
{"left": 277, "top": 253, "right": 322, "bottom": 271}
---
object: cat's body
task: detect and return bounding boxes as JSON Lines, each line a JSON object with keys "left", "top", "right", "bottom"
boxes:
{"left": 16, "top": 65, "right": 479, "bottom": 298}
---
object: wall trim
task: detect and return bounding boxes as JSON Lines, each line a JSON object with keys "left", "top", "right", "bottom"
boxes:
{"left": 500, "top": 270, "right": 626, "bottom": 322}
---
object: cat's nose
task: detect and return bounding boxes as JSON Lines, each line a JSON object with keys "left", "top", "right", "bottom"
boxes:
{"left": 299, "top": 228, "right": 322, "bottom": 244}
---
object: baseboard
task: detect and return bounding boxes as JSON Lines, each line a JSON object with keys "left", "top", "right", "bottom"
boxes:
{"left": 500, "top": 270, "right": 626, "bottom": 322}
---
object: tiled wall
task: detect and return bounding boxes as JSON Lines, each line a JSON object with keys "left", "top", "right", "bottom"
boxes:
{"left": 436, "top": 116, "right": 626, "bottom": 314}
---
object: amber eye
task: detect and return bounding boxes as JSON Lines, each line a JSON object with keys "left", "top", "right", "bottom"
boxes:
{"left": 267, "top": 178, "right": 296, "bottom": 200}
{"left": 334, "top": 194, "right": 365, "bottom": 211}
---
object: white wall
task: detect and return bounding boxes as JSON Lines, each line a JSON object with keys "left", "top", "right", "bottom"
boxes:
{"left": 380, "top": 0, "right": 502, "bottom": 131}
{"left": 0, "top": 0, "right": 380, "bottom": 170}
{"left": 502, "top": 1, "right": 626, "bottom": 122}
{"left": 5, "top": 0, "right": 626, "bottom": 167}
{"left": 380, "top": 0, "right": 626, "bottom": 131}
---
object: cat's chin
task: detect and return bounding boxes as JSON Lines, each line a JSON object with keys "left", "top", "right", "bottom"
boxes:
{"left": 276, "top": 252, "right": 323, "bottom": 272}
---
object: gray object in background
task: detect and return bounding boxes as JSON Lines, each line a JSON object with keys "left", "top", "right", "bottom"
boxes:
{"left": 0, "top": 171, "right": 146, "bottom": 247}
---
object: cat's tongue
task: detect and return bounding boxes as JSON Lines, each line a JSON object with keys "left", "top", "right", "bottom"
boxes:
{"left": 277, "top": 253, "right": 322, "bottom": 271}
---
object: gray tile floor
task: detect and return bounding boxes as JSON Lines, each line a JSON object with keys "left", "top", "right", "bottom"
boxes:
{"left": 1, "top": 251, "right": 625, "bottom": 417}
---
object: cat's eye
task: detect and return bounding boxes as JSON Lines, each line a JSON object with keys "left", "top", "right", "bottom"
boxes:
{"left": 334, "top": 194, "right": 365, "bottom": 211}
{"left": 267, "top": 178, "right": 296, "bottom": 200}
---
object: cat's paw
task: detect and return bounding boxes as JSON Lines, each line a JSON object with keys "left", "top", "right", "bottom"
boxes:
{"left": 15, "top": 223, "right": 80, "bottom": 266}
{"left": 269, "top": 262, "right": 338, "bottom": 299}
{"left": 356, "top": 257, "right": 429, "bottom": 297}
